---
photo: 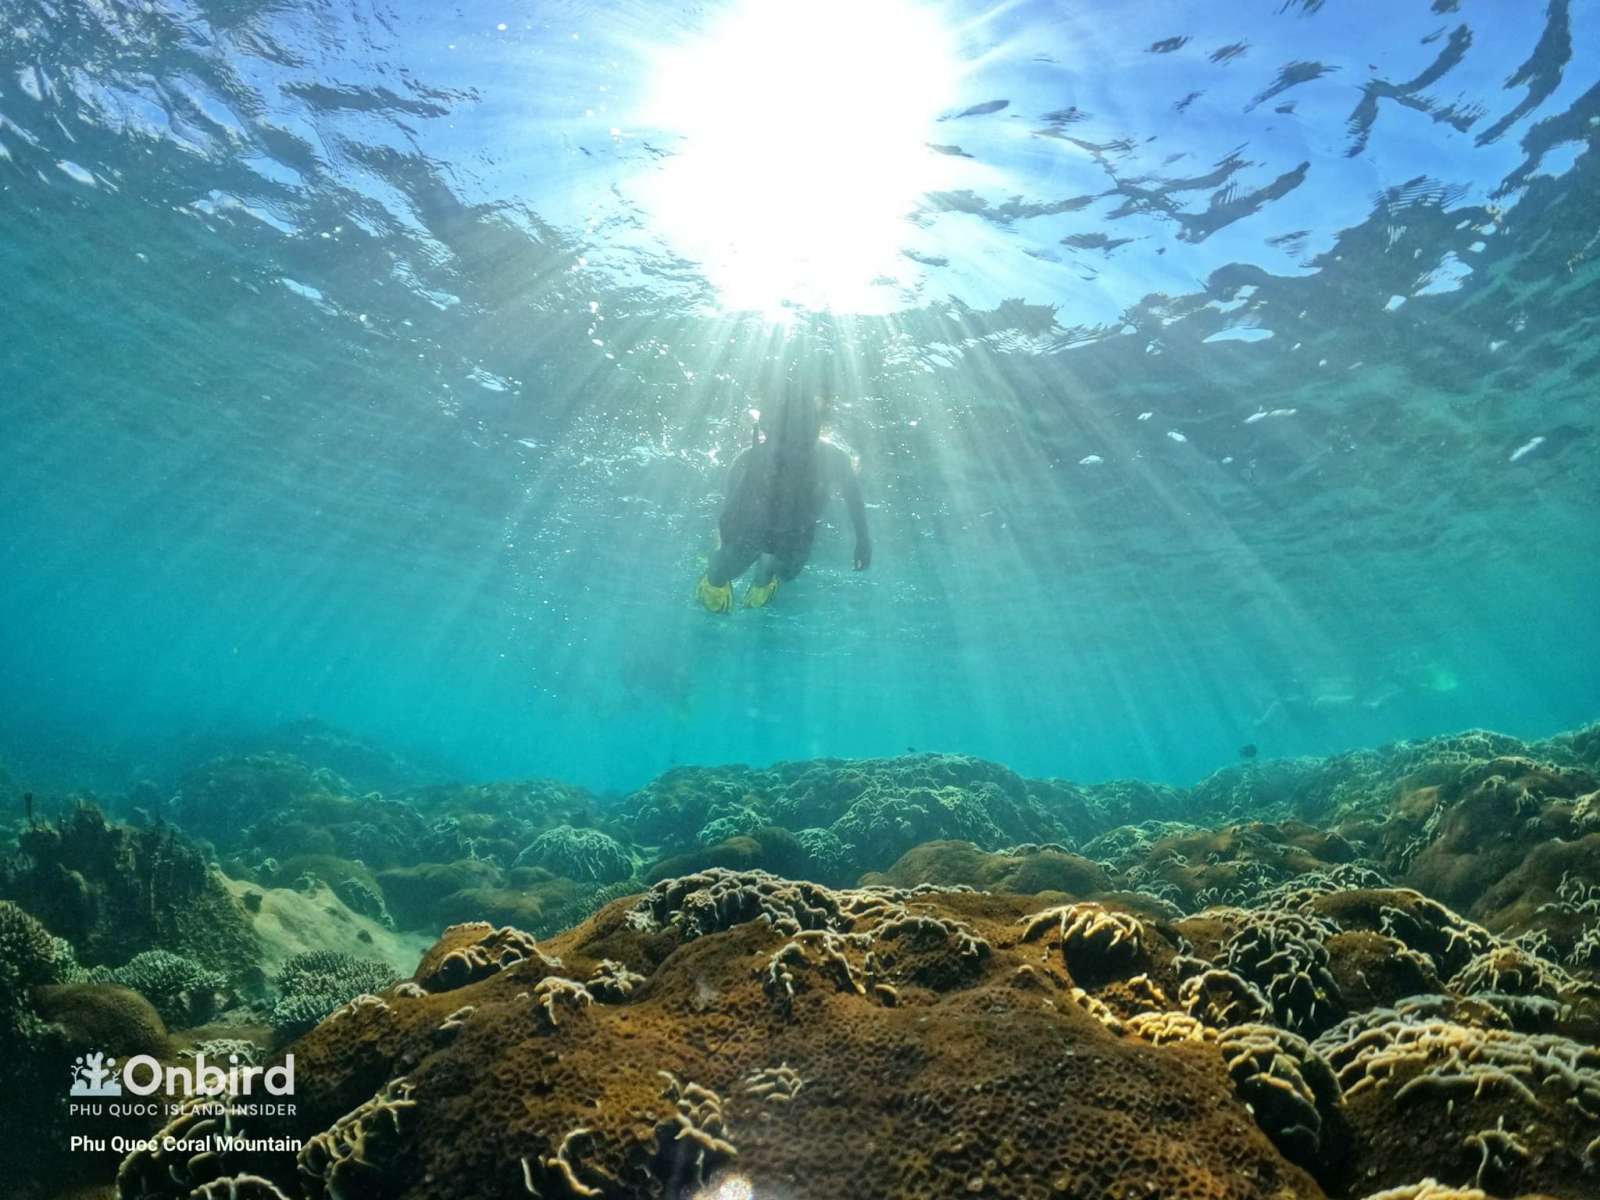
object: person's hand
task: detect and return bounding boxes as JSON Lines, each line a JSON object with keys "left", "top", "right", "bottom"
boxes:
{"left": 854, "top": 539, "right": 872, "bottom": 571}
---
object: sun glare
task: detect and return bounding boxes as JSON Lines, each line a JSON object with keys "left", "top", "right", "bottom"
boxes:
{"left": 646, "top": 0, "right": 959, "bottom": 315}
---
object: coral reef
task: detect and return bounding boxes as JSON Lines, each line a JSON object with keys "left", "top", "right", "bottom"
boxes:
{"left": 268, "top": 950, "right": 401, "bottom": 1039}
{"left": 623, "top": 755, "right": 1083, "bottom": 871}
{"left": 861, "top": 839, "right": 1113, "bottom": 895}
{"left": 246, "top": 872, "right": 1321, "bottom": 1200}
{"left": 33, "top": 982, "right": 171, "bottom": 1060}
{"left": 10, "top": 720, "right": 1600, "bottom": 1198}
{"left": 85, "top": 949, "right": 227, "bottom": 1028}
{"left": 0, "top": 805, "right": 259, "bottom": 979}
{"left": 1314, "top": 1004, "right": 1599, "bottom": 1195}
{"left": 514, "top": 825, "right": 635, "bottom": 882}
{"left": 1215, "top": 1022, "right": 1345, "bottom": 1169}
{"left": 375, "top": 860, "right": 504, "bottom": 929}
{"left": 646, "top": 825, "right": 815, "bottom": 884}
{"left": 0, "top": 899, "right": 72, "bottom": 1019}
{"left": 0, "top": 901, "right": 80, "bottom": 1198}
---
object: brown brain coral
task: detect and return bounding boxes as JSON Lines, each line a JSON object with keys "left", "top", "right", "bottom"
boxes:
{"left": 243, "top": 873, "right": 1323, "bottom": 1200}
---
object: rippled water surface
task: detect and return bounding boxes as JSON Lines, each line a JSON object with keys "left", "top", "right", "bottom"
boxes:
{"left": 2, "top": 0, "right": 1597, "bottom": 788}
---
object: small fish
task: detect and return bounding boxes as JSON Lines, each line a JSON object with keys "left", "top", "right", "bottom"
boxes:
{"left": 944, "top": 99, "right": 1008, "bottom": 120}
{"left": 1508, "top": 435, "right": 1545, "bottom": 463}
{"left": 1238, "top": 744, "right": 1258, "bottom": 760}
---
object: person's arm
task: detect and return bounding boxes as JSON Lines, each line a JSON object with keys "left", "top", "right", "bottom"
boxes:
{"left": 828, "top": 444, "right": 871, "bottom": 570}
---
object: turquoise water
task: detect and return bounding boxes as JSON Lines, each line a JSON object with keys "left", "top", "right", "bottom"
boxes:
{"left": 2, "top": 0, "right": 1597, "bottom": 793}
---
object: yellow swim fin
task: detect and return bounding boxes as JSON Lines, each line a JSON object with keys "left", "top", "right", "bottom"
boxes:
{"left": 745, "top": 576, "right": 780, "bottom": 608}
{"left": 696, "top": 575, "right": 734, "bottom": 614}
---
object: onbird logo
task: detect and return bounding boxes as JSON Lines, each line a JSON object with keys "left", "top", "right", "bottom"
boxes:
{"left": 69, "top": 1052, "right": 122, "bottom": 1097}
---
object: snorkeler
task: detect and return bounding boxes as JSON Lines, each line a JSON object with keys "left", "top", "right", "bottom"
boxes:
{"left": 696, "top": 393, "right": 871, "bottom": 612}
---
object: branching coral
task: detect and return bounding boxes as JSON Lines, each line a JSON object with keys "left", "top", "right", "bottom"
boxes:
{"left": 1376, "top": 893, "right": 1496, "bottom": 979}
{"left": 1461, "top": 1115, "right": 1528, "bottom": 1191}
{"left": 1449, "top": 943, "right": 1572, "bottom": 999}
{"left": 522, "top": 1127, "right": 612, "bottom": 1198}
{"left": 515, "top": 825, "right": 635, "bottom": 884}
{"left": 435, "top": 1004, "right": 475, "bottom": 1044}
{"left": 195, "top": 1037, "right": 263, "bottom": 1067}
{"left": 1314, "top": 1008, "right": 1600, "bottom": 1119}
{"left": 1353, "top": 1182, "right": 1489, "bottom": 1200}
{"left": 873, "top": 911, "right": 989, "bottom": 960}
{"left": 3, "top": 805, "right": 257, "bottom": 978}
{"left": 88, "top": 949, "right": 226, "bottom": 1028}
{"left": 0, "top": 898, "right": 77, "bottom": 1195}
{"left": 654, "top": 1071, "right": 738, "bottom": 1190}
{"left": 1124, "top": 1010, "right": 1216, "bottom": 1045}
{"left": 269, "top": 950, "right": 399, "bottom": 1038}
{"left": 0, "top": 899, "right": 70, "bottom": 1029}
{"left": 1571, "top": 922, "right": 1600, "bottom": 972}
{"left": 1178, "top": 965, "right": 1274, "bottom": 1028}
{"left": 519, "top": 1075, "right": 736, "bottom": 1198}
{"left": 793, "top": 826, "right": 848, "bottom": 881}
{"left": 763, "top": 930, "right": 867, "bottom": 1016}
{"left": 739, "top": 1063, "right": 804, "bottom": 1105}
{"left": 332, "top": 876, "right": 394, "bottom": 929}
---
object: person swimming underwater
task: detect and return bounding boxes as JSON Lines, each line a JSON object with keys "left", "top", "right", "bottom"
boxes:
{"left": 696, "top": 392, "right": 871, "bottom": 612}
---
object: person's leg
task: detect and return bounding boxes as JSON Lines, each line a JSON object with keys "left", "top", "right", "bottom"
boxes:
{"left": 746, "top": 527, "right": 814, "bottom": 606}
{"left": 773, "top": 525, "right": 816, "bottom": 581}
{"left": 707, "top": 541, "right": 759, "bottom": 587}
{"left": 699, "top": 540, "right": 759, "bottom": 613}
